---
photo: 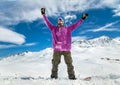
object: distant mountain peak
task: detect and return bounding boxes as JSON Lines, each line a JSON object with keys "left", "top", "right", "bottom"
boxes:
{"left": 16, "top": 51, "right": 30, "bottom": 56}
{"left": 72, "top": 36, "right": 119, "bottom": 48}
{"left": 99, "top": 36, "right": 110, "bottom": 39}
{"left": 92, "top": 36, "right": 112, "bottom": 41}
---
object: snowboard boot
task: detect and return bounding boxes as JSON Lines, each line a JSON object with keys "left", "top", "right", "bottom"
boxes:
{"left": 51, "top": 75, "right": 58, "bottom": 79}
{"left": 51, "top": 70, "right": 58, "bottom": 79}
{"left": 69, "top": 75, "right": 76, "bottom": 80}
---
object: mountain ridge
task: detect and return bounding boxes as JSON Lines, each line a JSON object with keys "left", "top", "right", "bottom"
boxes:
{"left": 1, "top": 36, "right": 120, "bottom": 60}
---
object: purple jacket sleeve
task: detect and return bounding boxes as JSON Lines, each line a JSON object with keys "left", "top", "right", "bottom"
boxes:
{"left": 68, "top": 18, "right": 83, "bottom": 32}
{"left": 43, "top": 14, "right": 55, "bottom": 31}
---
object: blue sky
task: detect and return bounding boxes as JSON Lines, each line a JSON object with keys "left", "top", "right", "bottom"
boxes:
{"left": 0, "top": 0, "right": 120, "bottom": 57}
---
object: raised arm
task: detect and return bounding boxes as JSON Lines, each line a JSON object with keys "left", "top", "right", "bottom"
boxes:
{"left": 41, "top": 8, "right": 55, "bottom": 31}
{"left": 68, "top": 13, "right": 88, "bottom": 32}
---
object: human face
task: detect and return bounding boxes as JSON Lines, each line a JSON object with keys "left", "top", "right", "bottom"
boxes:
{"left": 58, "top": 18, "right": 64, "bottom": 27}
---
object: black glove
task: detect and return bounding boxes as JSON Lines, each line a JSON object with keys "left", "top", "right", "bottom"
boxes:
{"left": 81, "top": 13, "right": 88, "bottom": 20}
{"left": 41, "top": 8, "right": 45, "bottom": 15}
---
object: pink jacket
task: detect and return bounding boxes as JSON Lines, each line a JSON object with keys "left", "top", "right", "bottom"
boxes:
{"left": 43, "top": 14, "right": 83, "bottom": 51}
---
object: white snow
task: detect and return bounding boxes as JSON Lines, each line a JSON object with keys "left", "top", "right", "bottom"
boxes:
{"left": 0, "top": 36, "right": 120, "bottom": 85}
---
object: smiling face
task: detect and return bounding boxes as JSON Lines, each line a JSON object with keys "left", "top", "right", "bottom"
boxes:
{"left": 58, "top": 18, "right": 64, "bottom": 27}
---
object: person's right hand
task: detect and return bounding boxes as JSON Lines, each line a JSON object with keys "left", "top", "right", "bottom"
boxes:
{"left": 81, "top": 13, "right": 88, "bottom": 20}
{"left": 41, "top": 8, "right": 45, "bottom": 15}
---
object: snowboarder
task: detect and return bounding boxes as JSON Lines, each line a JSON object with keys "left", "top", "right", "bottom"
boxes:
{"left": 41, "top": 8, "right": 88, "bottom": 80}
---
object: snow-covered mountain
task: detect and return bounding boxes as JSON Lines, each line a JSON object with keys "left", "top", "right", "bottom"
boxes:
{"left": 0, "top": 36, "right": 120, "bottom": 85}
{"left": 72, "top": 36, "right": 120, "bottom": 47}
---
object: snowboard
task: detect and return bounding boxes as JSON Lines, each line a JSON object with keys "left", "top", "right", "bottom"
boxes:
{"left": 81, "top": 77, "right": 92, "bottom": 81}
{"left": 38, "top": 76, "right": 92, "bottom": 81}
{"left": 20, "top": 76, "right": 92, "bottom": 81}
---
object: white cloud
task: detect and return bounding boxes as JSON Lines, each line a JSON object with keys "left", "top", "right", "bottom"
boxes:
{"left": 64, "top": 14, "right": 77, "bottom": 25}
{"left": 81, "top": 21, "right": 120, "bottom": 33}
{"left": 24, "top": 43, "right": 37, "bottom": 46}
{"left": 72, "top": 36, "right": 88, "bottom": 41}
{"left": 0, "top": 0, "right": 120, "bottom": 26}
{"left": 0, "top": 45, "right": 17, "bottom": 49}
{"left": 0, "top": 26, "right": 25, "bottom": 45}
{"left": 0, "top": 42, "right": 37, "bottom": 49}
{"left": 113, "top": 5, "right": 120, "bottom": 16}
{"left": 91, "top": 22, "right": 119, "bottom": 32}
{"left": 64, "top": 15, "right": 77, "bottom": 20}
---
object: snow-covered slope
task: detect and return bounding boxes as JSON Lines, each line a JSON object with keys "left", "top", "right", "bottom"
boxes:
{"left": 0, "top": 36, "right": 120, "bottom": 85}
